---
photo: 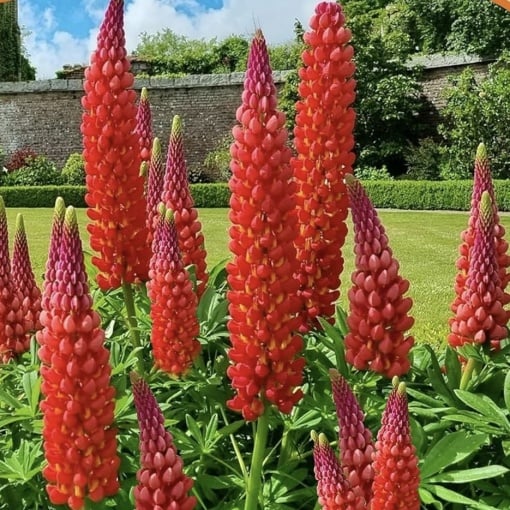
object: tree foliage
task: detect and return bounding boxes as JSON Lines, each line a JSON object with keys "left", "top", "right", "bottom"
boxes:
{"left": 0, "top": 4, "right": 21, "bottom": 82}
{"left": 439, "top": 53, "right": 510, "bottom": 179}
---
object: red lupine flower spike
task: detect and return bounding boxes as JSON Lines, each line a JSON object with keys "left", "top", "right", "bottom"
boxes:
{"left": 371, "top": 381, "right": 420, "bottom": 510}
{"left": 329, "top": 369, "right": 374, "bottom": 502}
{"left": 162, "top": 115, "right": 208, "bottom": 298}
{"left": 12, "top": 213, "right": 42, "bottom": 333}
{"left": 37, "top": 206, "right": 120, "bottom": 510}
{"left": 136, "top": 87, "right": 154, "bottom": 165}
{"left": 311, "top": 431, "right": 366, "bottom": 509}
{"left": 0, "top": 197, "right": 28, "bottom": 362}
{"left": 292, "top": 1, "right": 356, "bottom": 332}
{"left": 131, "top": 373, "right": 197, "bottom": 510}
{"left": 345, "top": 175, "right": 414, "bottom": 377}
{"left": 146, "top": 137, "right": 165, "bottom": 246}
{"left": 448, "top": 191, "right": 510, "bottom": 350}
{"left": 147, "top": 205, "right": 201, "bottom": 376}
{"left": 81, "top": 0, "right": 150, "bottom": 290}
{"left": 450, "top": 144, "right": 510, "bottom": 341}
{"left": 227, "top": 28, "right": 304, "bottom": 421}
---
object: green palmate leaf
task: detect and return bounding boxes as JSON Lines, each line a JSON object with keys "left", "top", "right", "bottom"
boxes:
{"left": 454, "top": 389, "right": 510, "bottom": 431}
{"left": 424, "top": 483, "right": 501, "bottom": 510}
{"left": 317, "top": 317, "right": 348, "bottom": 376}
{"left": 420, "top": 430, "right": 487, "bottom": 480}
{"left": 21, "top": 371, "right": 40, "bottom": 416}
{"left": 425, "top": 465, "right": 509, "bottom": 484}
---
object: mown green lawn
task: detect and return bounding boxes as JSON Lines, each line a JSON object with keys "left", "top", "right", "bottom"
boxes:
{"left": 6, "top": 207, "right": 508, "bottom": 346}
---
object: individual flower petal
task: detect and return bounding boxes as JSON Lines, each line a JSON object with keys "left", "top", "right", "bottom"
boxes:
{"left": 131, "top": 373, "right": 196, "bottom": 510}
{"left": 345, "top": 175, "right": 414, "bottom": 377}
{"left": 292, "top": 1, "right": 356, "bottom": 331}
{"left": 226, "top": 29, "right": 303, "bottom": 421}
{"left": 37, "top": 206, "right": 119, "bottom": 510}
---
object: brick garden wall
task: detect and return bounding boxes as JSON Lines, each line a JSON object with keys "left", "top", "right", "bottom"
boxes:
{"left": 0, "top": 55, "right": 493, "bottom": 175}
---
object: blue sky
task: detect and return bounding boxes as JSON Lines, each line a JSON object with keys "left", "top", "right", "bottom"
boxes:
{"left": 19, "top": 0, "right": 318, "bottom": 79}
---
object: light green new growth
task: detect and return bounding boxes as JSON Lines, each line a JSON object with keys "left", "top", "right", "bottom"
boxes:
{"left": 476, "top": 142, "right": 487, "bottom": 161}
{"left": 152, "top": 137, "right": 162, "bottom": 158}
{"left": 15, "top": 213, "right": 25, "bottom": 235}
{"left": 140, "top": 86, "right": 148, "bottom": 102}
{"left": 480, "top": 190, "right": 493, "bottom": 226}
{"left": 171, "top": 114, "right": 183, "bottom": 139}
{"left": 139, "top": 161, "right": 148, "bottom": 177}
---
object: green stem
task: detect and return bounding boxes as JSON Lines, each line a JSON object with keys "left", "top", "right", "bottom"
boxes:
{"left": 122, "top": 282, "right": 144, "bottom": 374}
{"left": 277, "top": 425, "right": 292, "bottom": 468}
{"left": 459, "top": 357, "right": 479, "bottom": 390}
{"left": 219, "top": 407, "right": 249, "bottom": 482}
{"left": 244, "top": 409, "right": 270, "bottom": 510}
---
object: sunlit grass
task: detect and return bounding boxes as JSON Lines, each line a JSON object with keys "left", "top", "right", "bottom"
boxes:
{"left": 7, "top": 207, "right": 508, "bottom": 346}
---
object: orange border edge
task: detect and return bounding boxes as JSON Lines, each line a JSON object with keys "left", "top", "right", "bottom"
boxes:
{"left": 492, "top": 0, "right": 510, "bottom": 11}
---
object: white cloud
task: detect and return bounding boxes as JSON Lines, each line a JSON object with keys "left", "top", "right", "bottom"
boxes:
{"left": 21, "top": 0, "right": 319, "bottom": 79}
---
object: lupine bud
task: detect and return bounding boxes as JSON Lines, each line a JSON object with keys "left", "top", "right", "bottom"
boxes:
{"left": 448, "top": 191, "right": 510, "bottom": 350}
{"left": 345, "top": 176, "right": 414, "bottom": 377}
{"left": 131, "top": 373, "right": 196, "bottom": 510}
{"left": 135, "top": 87, "right": 154, "bottom": 164}
{"left": 12, "top": 214, "right": 42, "bottom": 333}
{"left": 147, "top": 206, "right": 200, "bottom": 376}
{"left": 227, "top": 29, "right": 304, "bottom": 421}
{"left": 0, "top": 197, "right": 27, "bottom": 362}
{"left": 146, "top": 137, "right": 165, "bottom": 246}
{"left": 81, "top": 0, "right": 150, "bottom": 290}
{"left": 162, "top": 115, "right": 208, "bottom": 298}
{"left": 371, "top": 381, "right": 420, "bottom": 510}
{"left": 330, "top": 369, "right": 374, "bottom": 502}
{"left": 37, "top": 206, "right": 119, "bottom": 510}
{"left": 312, "top": 431, "right": 366, "bottom": 510}
{"left": 292, "top": 1, "right": 356, "bottom": 332}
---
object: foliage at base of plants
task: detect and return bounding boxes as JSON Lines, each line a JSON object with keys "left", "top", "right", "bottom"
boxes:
{"left": 1, "top": 265, "right": 509, "bottom": 509}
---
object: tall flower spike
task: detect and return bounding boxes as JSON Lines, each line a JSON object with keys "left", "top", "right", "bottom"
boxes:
{"left": 330, "top": 369, "right": 374, "bottom": 503}
{"left": 147, "top": 205, "right": 200, "bottom": 376}
{"left": 450, "top": 143, "right": 510, "bottom": 329}
{"left": 135, "top": 87, "right": 154, "bottom": 165}
{"left": 131, "top": 373, "right": 196, "bottom": 510}
{"left": 42, "top": 197, "right": 66, "bottom": 310}
{"left": 227, "top": 29, "right": 304, "bottom": 421}
{"left": 448, "top": 191, "right": 510, "bottom": 350}
{"left": 146, "top": 137, "right": 165, "bottom": 246}
{"left": 345, "top": 176, "right": 414, "bottom": 377}
{"left": 162, "top": 115, "right": 208, "bottom": 298}
{"left": 37, "top": 206, "right": 120, "bottom": 510}
{"left": 0, "top": 197, "right": 29, "bottom": 362}
{"left": 311, "top": 431, "right": 366, "bottom": 509}
{"left": 371, "top": 381, "right": 420, "bottom": 510}
{"left": 81, "top": 0, "right": 150, "bottom": 290}
{"left": 12, "top": 213, "right": 42, "bottom": 334}
{"left": 292, "top": 1, "right": 356, "bottom": 332}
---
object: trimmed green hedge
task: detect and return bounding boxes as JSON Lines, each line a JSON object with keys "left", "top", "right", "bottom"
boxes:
{"left": 362, "top": 180, "right": 510, "bottom": 211}
{"left": 0, "top": 181, "right": 509, "bottom": 210}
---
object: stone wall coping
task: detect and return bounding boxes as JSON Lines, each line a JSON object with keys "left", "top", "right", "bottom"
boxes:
{"left": 0, "top": 70, "right": 293, "bottom": 94}
{"left": 407, "top": 53, "right": 496, "bottom": 69}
